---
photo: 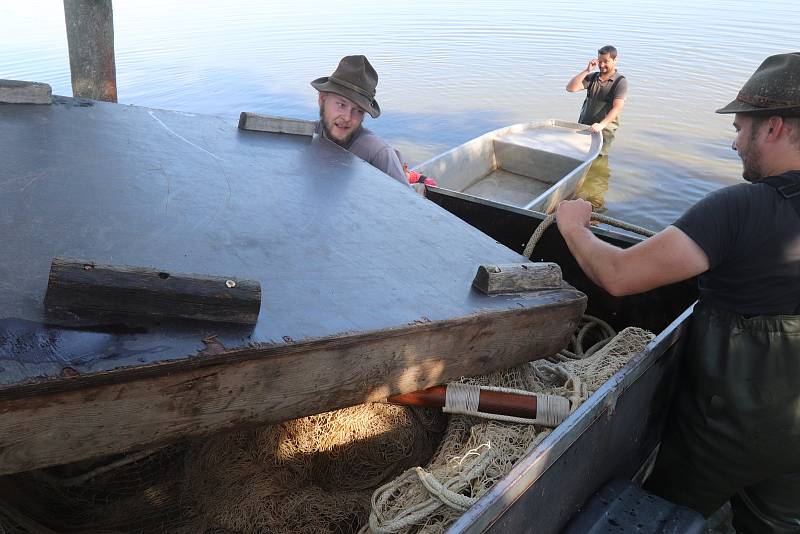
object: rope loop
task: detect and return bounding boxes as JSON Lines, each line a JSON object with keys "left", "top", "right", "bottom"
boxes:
{"left": 523, "top": 212, "right": 655, "bottom": 259}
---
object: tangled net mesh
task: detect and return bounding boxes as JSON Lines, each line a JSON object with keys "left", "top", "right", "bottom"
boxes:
{"left": 178, "top": 402, "right": 446, "bottom": 534}
{"left": 0, "top": 320, "right": 652, "bottom": 534}
{"left": 364, "top": 323, "right": 654, "bottom": 534}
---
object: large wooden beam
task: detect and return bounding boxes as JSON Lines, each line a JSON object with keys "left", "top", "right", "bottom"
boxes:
{"left": 0, "top": 301, "right": 583, "bottom": 474}
{"left": 63, "top": 0, "right": 117, "bottom": 102}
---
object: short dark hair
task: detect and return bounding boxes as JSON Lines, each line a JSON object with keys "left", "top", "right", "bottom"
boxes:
{"left": 598, "top": 45, "right": 618, "bottom": 59}
{"left": 782, "top": 116, "right": 800, "bottom": 150}
{"left": 750, "top": 114, "right": 800, "bottom": 151}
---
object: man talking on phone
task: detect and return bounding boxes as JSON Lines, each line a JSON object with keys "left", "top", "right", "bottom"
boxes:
{"left": 566, "top": 45, "right": 628, "bottom": 155}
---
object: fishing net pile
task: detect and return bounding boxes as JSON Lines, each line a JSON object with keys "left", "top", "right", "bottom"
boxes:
{"left": 178, "top": 403, "right": 446, "bottom": 533}
{"left": 364, "top": 322, "right": 654, "bottom": 533}
{"left": 0, "top": 319, "right": 652, "bottom": 534}
{"left": 0, "top": 403, "right": 445, "bottom": 534}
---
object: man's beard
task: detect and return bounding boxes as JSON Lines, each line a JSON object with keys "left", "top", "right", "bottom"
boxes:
{"left": 740, "top": 130, "right": 765, "bottom": 183}
{"left": 319, "top": 108, "right": 355, "bottom": 147}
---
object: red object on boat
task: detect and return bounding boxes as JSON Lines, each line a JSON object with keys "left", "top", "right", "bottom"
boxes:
{"left": 404, "top": 164, "right": 438, "bottom": 187}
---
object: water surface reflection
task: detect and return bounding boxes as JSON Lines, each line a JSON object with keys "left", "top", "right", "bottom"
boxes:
{"left": 2, "top": 0, "right": 798, "bottom": 229}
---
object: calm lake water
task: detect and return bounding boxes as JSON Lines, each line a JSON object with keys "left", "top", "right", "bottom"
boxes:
{"left": 2, "top": 0, "right": 799, "bottom": 230}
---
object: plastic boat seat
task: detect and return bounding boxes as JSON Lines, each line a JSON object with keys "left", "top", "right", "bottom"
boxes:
{"left": 561, "top": 478, "right": 705, "bottom": 534}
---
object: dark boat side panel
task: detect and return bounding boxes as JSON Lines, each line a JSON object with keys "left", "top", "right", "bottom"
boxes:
{"left": 427, "top": 189, "right": 696, "bottom": 334}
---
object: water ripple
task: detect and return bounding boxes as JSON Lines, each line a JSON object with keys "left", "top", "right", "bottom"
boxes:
{"left": 2, "top": 0, "right": 798, "bottom": 226}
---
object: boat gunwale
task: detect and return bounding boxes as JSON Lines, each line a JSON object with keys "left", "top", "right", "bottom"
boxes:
{"left": 423, "top": 187, "right": 637, "bottom": 245}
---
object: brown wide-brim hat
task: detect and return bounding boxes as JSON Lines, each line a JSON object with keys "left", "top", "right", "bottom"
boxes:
{"left": 311, "top": 55, "right": 381, "bottom": 118}
{"left": 716, "top": 52, "right": 800, "bottom": 114}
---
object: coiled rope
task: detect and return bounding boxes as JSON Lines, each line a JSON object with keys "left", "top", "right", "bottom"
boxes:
{"left": 554, "top": 314, "right": 616, "bottom": 361}
{"left": 366, "top": 443, "right": 497, "bottom": 533}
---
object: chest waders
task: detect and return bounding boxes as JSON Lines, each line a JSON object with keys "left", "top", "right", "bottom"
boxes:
{"left": 578, "top": 74, "right": 624, "bottom": 155}
{"left": 646, "top": 176, "right": 800, "bottom": 533}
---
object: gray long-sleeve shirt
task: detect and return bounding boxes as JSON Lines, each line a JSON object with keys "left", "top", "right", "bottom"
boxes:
{"left": 316, "top": 122, "right": 408, "bottom": 186}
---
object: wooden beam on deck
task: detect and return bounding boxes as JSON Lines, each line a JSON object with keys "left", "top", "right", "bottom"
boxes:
{"left": 63, "top": 0, "right": 118, "bottom": 102}
{"left": 44, "top": 258, "right": 262, "bottom": 325}
{"left": 239, "top": 112, "right": 317, "bottom": 136}
{"left": 0, "top": 80, "right": 52, "bottom": 104}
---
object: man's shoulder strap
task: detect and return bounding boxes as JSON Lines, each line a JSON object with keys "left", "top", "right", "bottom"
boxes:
{"left": 606, "top": 74, "right": 625, "bottom": 102}
{"left": 763, "top": 174, "right": 800, "bottom": 314}
{"left": 762, "top": 173, "right": 800, "bottom": 218}
{"left": 586, "top": 71, "right": 600, "bottom": 92}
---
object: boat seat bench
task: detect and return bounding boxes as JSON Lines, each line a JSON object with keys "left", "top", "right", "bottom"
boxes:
{"left": 562, "top": 478, "right": 705, "bottom": 534}
{"left": 493, "top": 138, "right": 581, "bottom": 186}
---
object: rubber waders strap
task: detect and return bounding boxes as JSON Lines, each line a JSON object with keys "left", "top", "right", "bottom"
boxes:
{"left": 761, "top": 174, "right": 800, "bottom": 313}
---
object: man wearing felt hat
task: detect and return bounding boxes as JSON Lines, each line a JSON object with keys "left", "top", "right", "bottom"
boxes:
{"left": 556, "top": 52, "right": 800, "bottom": 532}
{"left": 311, "top": 55, "right": 407, "bottom": 185}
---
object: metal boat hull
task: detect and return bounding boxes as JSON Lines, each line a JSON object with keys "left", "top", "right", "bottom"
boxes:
{"left": 415, "top": 120, "right": 601, "bottom": 213}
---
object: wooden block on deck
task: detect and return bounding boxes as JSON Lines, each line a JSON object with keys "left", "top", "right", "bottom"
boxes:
{"left": 238, "top": 112, "right": 316, "bottom": 136}
{"left": 472, "top": 262, "right": 562, "bottom": 294}
{"left": 0, "top": 79, "right": 52, "bottom": 104}
{"left": 44, "top": 257, "right": 261, "bottom": 324}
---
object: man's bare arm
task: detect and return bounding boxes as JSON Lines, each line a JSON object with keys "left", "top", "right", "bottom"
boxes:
{"left": 566, "top": 58, "right": 597, "bottom": 92}
{"left": 556, "top": 199, "right": 709, "bottom": 296}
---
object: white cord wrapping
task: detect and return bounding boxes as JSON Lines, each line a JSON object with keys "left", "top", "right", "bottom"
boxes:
{"left": 443, "top": 383, "right": 570, "bottom": 428}
{"left": 444, "top": 383, "right": 481, "bottom": 414}
{"left": 534, "top": 393, "right": 570, "bottom": 427}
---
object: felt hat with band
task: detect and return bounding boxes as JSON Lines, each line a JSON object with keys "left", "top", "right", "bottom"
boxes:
{"left": 311, "top": 55, "right": 381, "bottom": 118}
{"left": 716, "top": 52, "right": 800, "bottom": 115}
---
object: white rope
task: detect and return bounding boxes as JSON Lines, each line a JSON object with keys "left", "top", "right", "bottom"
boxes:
{"left": 368, "top": 443, "right": 494, "bottom": 533}
{"left": 523, "top": 212, "right": 655, "bottom": 260}
{"left": 366, "top": 327, "right": 656, "bottom": 533}
{"left": 534, "top": 394, "right": 571, "bottom": 427}
{"left": 443, "top": 383, "right": 570, "bottom": 428}
{"left": 415, "top": 467, "right": 477, "bottom": 511}
{"left": 444, "top": 383, "right": 480, "bottom": 414}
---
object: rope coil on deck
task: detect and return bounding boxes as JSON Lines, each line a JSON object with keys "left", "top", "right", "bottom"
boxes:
{"left": 367, "top": 443, "right": 496, "bottom": 533}
{"left": 555, "top": 314, "right": 617, "bottom": 361}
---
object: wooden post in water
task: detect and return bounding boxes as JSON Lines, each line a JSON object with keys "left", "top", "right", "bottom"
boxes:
{"left": 63, "top": 0, "right": 118, "bottom": 102}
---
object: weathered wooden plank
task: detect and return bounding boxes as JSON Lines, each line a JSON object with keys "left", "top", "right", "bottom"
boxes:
{"left": 0, "top": 80, "right": 51, "bottom": 105}
{"left": 44, "top": 257, "right": 261, "bottom": 325}
{"left": 238, "top": 112, "right": 316, "bottom": 136}
{"left": 472, "top": 262, "right": 562, "bottom": 294}
{"left": 0, "top": 299, "right": 584, "bottom": 474}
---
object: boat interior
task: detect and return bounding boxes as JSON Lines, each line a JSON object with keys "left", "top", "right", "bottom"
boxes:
{"left": 415, "top": 120, "right": 600, "bottom": 213}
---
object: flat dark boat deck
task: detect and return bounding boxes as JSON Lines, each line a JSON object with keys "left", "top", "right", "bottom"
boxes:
{"left": 0, "top": 97, "right": 585, "bottom": 473}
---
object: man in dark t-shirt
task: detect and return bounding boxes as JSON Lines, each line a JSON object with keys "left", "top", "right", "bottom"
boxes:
{"left": 556, "top": 53, "right": 800, "bottom": 532}
{"left": 567, "top": 45, "right": 629, "bottom": 155}
{"left": 672, "top": 177, "right": 800, "bottom": 315}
